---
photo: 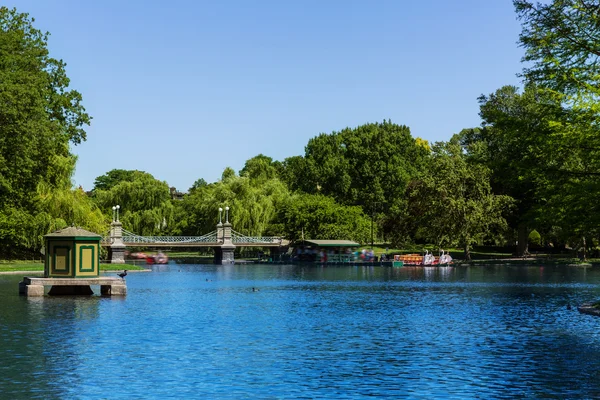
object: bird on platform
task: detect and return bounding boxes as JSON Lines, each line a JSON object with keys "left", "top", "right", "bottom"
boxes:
{"left": 118, "top": 270, "right": 128, "bottom": 279}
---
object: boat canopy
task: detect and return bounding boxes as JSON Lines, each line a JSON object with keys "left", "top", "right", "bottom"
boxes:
{"left": 303, "top": 240, "right": 360, "bottom": 247}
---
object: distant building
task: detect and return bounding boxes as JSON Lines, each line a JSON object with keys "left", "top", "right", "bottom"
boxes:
{"left": 170, "top": 187, "right": 186, "bottom": 200}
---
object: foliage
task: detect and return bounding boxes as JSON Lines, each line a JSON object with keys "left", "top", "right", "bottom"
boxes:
{"left": 466, "top": 85, "right": 566, "bottom": 253}
{"left": 278, "top": 194, "right": 371, "bottom": 244}
{"left": 239, "top": 154, "right": 278, "bottom": 182}
{"left": 403, "top": 138, "right": 513, "bottom": 260}
{"left": 173, "top": 170, "right": 289, "bottom": 237}
{"left": 92, "top": 169, "right": 139, "bottom": 192}
{"left": 0, "top": 7, "right": 91, "bottom": 256}
{"left": 528, "top": 229, "right": 541, "bottom": 246}
{"left": 279, "top": 121, "right": 428, "bottom": 240}
{"left": 514, "top": 1, "right": 600, "bottom": 251}
{"left": 474, "top": 84, "right": 600, "bottom": 253}
{"left": 92, "top": 170, "right": 173, "bottom": 236}
{"left": 515, "top": 0, "right": 600, "bottom": 108}
{"left": 276, "top": 156, "right": 317, "bottom": 194}
{"left": 189, "top": 178, "right": 208, "bottom": 193}
{"left": 221, "top": 167, "right": 236, "bottom": 182}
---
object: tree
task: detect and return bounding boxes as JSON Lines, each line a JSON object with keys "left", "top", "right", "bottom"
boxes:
{"left": 239, "top": 154, "right": 278, "bottom": 182}
{"left": 278, "top": 194, "right": 371, "bottom": 244}
{"left": 92, "top": 170, "right": 173, "bottom": 236}
{"left": 515, "top": 0, "right": 600, "bottom": 107}
{"left": 469, "top": 85, "right": 565, "bottom": 254}
{"left": 288, "top": 121, "right": 428, "bottom": 240}
{"left": 514, "top": 0, "right": 600, "bottom": 253}
{"left": 405, "top": 138, "right": 513, "bottom": 260}
{"left": 173, "top": 171, "right": 290, "bottom": 237}
{"left": 474, "top": 84, "right": 600, "bottom": 254}
{"left": 277, "top": 155, "right": 317, "bottom": 194}
{"left": 189, "top": 178, "right": 208, "bottom": 193}
{"left": 92, "top": 169, "right": 139, "bottom": 192}
{"left": 0, "top": 7, "right": 91, "bottom": 256}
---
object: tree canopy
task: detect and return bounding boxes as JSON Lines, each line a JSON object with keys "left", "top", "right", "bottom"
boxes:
{"left": 0, "top": 7, "right": 92, "bottom": 256}
{"left": 173, "top": 170, "right": 289, "bottom": 237}
{"left": 279, "top": 121, "right": 428, "bottom": 242}
{"left": 278, "top": 194, "right": 371, "bottom": 244}
{"left": 405, "top": 138, "right": 513, "bottom": 259}
{"left": 92, "top": 170, "right": 173, "bottom": 236}
{"left": 515, "top": 0, "right": 600, "bottom": 108}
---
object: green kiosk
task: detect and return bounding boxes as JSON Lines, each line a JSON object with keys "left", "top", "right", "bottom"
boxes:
{"left": 19, "top": 226, "right": 127, "bottom": 297}
{"left": 44, "top": 226, "right": 101, "bottom": 278}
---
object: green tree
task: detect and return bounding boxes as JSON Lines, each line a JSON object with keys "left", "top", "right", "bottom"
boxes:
{"left": 277, "top": 155, "right": 317, "bottom": 194}
{"left": 239, "top": 154, "right": 278, "bottom": 182}
{"left": 92, "top": 170, "right": 173, "bottom": 236}
{"left": 469, "top": 85, "right": 564, "bottom": 254}
{"left": 174, "top": 171, "right": 289, "bottom": 237}
{"left": 405, "top": 138, "right": 513, "bottom": 260}
{"left": 92, "top": 169, "right": 139, "bottom": 192}
{"left": 189, "top": 178, "right": 208, "bottom": 193}
{"left": 288, "top": 121, "right": 428, "bottom": 240}
{"left": 0, "top": 7, "right": 91, "bottom": 256}
{"left": 514, "top": 1, "right": 600, "bottom": 253}
{"left": 515, "top": 0, "right": 600, "bottom": 108}
{"left": 278, "top": 194, "right": 371, "bottom": 244}
{"left": 474, "top": 84, "right": 600, "bottom": 254}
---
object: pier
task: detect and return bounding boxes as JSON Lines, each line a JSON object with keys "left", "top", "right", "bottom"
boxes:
{"left": 19, "top": 276, "right": 127, "bottom": 296}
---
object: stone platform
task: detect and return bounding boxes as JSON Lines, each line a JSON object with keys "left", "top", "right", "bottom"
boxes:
{"left": 19, "top": 277, "right": 127, "bottom": 297}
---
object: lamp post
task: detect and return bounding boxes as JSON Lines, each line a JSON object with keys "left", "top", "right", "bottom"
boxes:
{"left": 225, "top": 206, "right": 229, "bottom": 223}
{"left": 115, "top": 205, "right": 120, "bottom": 222}
{"left": 218, "top": 207, "right": 223, "bottom": 224}
{"left": 112, "top": 206, "right": 116, "bottom": 222}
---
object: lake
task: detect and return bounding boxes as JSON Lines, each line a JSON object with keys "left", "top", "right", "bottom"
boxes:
{"left": 1, "top": 263, "right": 600, "bottom": 399}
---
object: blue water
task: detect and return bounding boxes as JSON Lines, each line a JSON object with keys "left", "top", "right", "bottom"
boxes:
{"left": 1, "top": 264, "right": 600, "bottom": 399}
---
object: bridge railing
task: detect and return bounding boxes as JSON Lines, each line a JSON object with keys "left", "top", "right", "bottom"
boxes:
{"left": 231, "top": 230, "right": 283, "bottom": 244}
{"left": 102, "top": 228, "right": 285, "bottom": 246}
{"left": 121, "top": 229, "right": 219, "bottom": 244}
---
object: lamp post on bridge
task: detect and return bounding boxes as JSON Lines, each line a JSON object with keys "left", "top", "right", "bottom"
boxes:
{"left": 109, "top": 205, "right": 125, "bottom": 264}
{"left": 214, "top": 205, "right": 235, "bottom": 265}
{"left": 112, "top": 205, "right": 120, "bottom": 222}
{"left": 217, "top": 207, "right": 224, "bottom": 243}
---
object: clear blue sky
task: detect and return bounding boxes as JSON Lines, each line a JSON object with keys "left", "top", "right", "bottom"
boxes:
{"left": 7, "top": 0, "right": 523, "bottom": 191}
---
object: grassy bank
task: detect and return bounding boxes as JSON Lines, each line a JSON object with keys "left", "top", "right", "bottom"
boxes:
{"left": 0, "top": 260, "right": 146, "bottom": 273}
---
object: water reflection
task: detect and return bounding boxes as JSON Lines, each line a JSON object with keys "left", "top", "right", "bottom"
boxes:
{"left": 0, "top": 289, "right": 103, "bottom": 399}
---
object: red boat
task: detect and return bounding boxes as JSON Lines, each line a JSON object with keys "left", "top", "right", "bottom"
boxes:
{"left": 146, "top": 252, "right": 169, "bottom": 265}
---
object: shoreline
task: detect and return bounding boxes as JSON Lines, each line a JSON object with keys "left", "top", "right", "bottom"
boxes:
{"left": 0, "top": 268, "right": 151, "bottom": 275}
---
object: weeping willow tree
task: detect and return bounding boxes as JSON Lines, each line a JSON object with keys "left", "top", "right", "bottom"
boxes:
{"left": 174, "top": 168, "right": 289, "bottom": 237}
{"left": 36, "top": 181, "right": 108, "bottom": 236}
{"left": 92, "top": 170, "right": 174, "bottom": 236}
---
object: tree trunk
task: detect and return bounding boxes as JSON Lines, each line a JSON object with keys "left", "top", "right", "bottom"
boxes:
{"left": 582, "top": 236, "right": 587, "bottom": 260}
{"left": 517, "top": 223, "right": 529, "bottom": 256}
{"left": 463, "top": 244, "right": 471, "bottom": 261}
